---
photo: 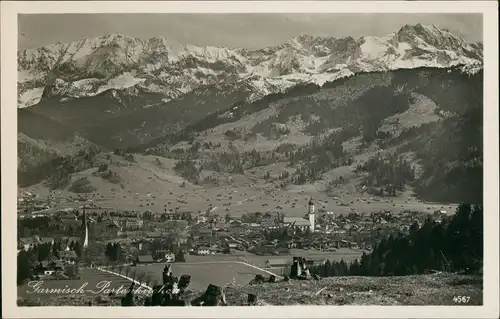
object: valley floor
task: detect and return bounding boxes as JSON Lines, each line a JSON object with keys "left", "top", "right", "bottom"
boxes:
{"left": 19, "top": 147, "right": 461, "bottom": 219}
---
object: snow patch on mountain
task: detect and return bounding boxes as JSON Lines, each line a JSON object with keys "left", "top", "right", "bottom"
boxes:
{"left": 459, "top": 63, "right": 483, "bottom": 75}
{"left": 19, "top": 88, "right": 44, "bottom": 108}
{"left": 279, "top": 69, "right": 354, "bottom": 86}
{"left": 359, "top": 36, "right": 393, "bottom": 61}
{"left": 97, "top": 72, "right": 146, "bottom": 93}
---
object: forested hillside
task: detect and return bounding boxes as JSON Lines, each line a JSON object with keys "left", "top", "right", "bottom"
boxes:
{"left": 311, "top": 204, "right": 483, "bottom": 277}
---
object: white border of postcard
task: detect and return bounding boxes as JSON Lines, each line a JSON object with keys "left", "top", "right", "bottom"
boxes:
{"left": 1, "top": 1, "right": 499, "bottom": 318}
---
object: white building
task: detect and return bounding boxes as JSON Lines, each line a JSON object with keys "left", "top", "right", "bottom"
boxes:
{"left": 308, "top": 198, "right": 315, "bottom": 233}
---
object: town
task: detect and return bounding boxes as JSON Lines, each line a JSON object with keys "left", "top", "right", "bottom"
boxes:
{"left": 17, "top": 188, "right": 451, "bottom": 283}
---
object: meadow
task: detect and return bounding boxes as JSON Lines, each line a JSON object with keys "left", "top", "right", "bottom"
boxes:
{"left": 130, "top": 261, "right": 275, "bottom": 291}
{"left": 190, "top": 248, "right": 363, "bottom": 264}
{"left": 22, "top": 153, "right": 458, "bottom": 218}
{"left": 128, "top": 248, "right": 366, "bottom": 289}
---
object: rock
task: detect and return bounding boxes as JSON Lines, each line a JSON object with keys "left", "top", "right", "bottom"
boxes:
{"left": 250, "top": 274, "right": 266, "bottom": 285}
{"left": 151, "top": 285, "right": 165, "bottom": 306}
{"left": 162, "top": 264, "right": 173, "bottom": 285}
{"left": 303, "top": 268, "right": 311, "bottom": 279}
{"left": 247, "top": 293, "right": 258, "bottom": 306}
{"left": 178, "top": 275, "right": 191, "bottom": 292}
{"left": 121, "top": 283, "right": 136, "bottom": 306}
{"left": 290, "top": 257, "right": 299, "bottom": 278}
{"left": 191, "top": 284, "right": 226, "bottom": 306}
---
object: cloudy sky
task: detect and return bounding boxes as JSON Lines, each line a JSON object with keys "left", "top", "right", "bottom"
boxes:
{"left": 18, "top": 13, "right": 482, "bottom": 50}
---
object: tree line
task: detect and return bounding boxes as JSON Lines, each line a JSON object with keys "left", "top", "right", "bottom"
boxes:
{"left": 287, "top": 128, "right": 357, "bottom": 184}
{"left": 17, "top": 240, "right": 84, "bottom": 285}
{"left": 18, "top": 146, "right": 100, "bottom": 188}
{"left": 356, "top": 153, "right": 416, "bottom": 196}
{"left": 310, "top": 204, "right": 482, "bottom": 278}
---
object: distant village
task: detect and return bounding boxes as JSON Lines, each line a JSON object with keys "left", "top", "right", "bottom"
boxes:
{"left": 17, "top": 190, "right": 450, "bottom": 280}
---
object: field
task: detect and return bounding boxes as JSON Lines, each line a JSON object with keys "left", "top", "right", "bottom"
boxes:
{"left": 129, "top": 247, "right": 366, "bottom": 290}
{"left": 288, "top": 248, "right": 366, "bottom": 262}
{"left": 130, "top": 261, "right": 276, "bottom": 291}
{"left": 184, "top": 248, "right": 365, "bottom": 266}
{"left": 25, "top": 192, "right": 456, "bottom": 218}
{"left": 16, "top": 249, "right": 365, "bottom": 306}
{"left": 21, "top": 149, "right": 459, "bottom": 218}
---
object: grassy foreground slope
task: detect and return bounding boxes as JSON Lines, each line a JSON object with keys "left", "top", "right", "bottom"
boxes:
{"left": 216, "top": 273, "right": 483, "bottom": 306}
{"left": 18, "top": 272, "right": 482, "bottom": 306}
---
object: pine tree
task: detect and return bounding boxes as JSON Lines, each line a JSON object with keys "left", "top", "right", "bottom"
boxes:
{"left": 325, "top": 259, "right": 333, "bottom": 277}
{"left": 331, "top": 261, "right": 339, "bottom": 277}
{"left": 339, "top": 259, "right": 349, "bottom": 276}
{"left": 176, "top": 250, "right": 186, "bottom": 262}
{"left": 350, "top": 259, "right": 361, "bottom": 276}
{"left": 74, "top": 242, "right": 82, "bottom": 258}
{"left": 469, "top": 205, "right": 483, "bottom": 271}
{"left": 105, "top": 242, "right": 113, "bottom": 260}
{"left": 17, "top": 250, "right": 35, "bottom": 285}
{"left": 113, "top": 243, "right": 122, "bottom": 261}
{"left": 427, "top": 248, "right": 436, "bottom": 272}
{"left": 409, "top": 221, "right": 420, "bottom": 242}
{"left": 360, "top": 252, "right": 372, "bottom": 275}
{"left": 52, "top": 242, "right": 60, "bottom": 259}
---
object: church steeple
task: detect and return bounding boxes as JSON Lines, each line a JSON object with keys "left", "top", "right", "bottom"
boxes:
{"left": 307, "top": 197, "right": 315, "bottom": 232}
{"left": 81, "top": 207, "right": 87, "bottom": 229}
{"left": 308, "top": 197, "right": 315, "bottom": 214}
{"left": 82, "top": 207, "right": 89, "bottom": 249}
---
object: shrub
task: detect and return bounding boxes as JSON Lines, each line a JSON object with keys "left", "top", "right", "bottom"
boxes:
{"left": 69, "top": 177, "right": 96, "bottom": 193}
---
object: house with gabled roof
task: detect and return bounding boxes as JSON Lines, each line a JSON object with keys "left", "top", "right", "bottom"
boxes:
{"left": 283, "top": 217, "right": 310, "bottom": 231}
{"left": 135, "top": 255, "right": 155, "bottom": 265}
{"left": 265, "top": 258, "right": 292, "bottom": 268}
{"left": 59, "top": 250, "right": 78, "bottom": 264}
{"left": 18, "top": 237, "right": 36, "bottom": 251}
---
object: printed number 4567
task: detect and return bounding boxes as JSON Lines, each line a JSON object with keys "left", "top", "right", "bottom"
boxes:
{"left": 453, "top": 296, "right": 471, "bottom": 304}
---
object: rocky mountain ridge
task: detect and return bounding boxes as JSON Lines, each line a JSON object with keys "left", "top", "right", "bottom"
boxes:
{"left": 18, "top": 23, "right": 482, "bottom": 109}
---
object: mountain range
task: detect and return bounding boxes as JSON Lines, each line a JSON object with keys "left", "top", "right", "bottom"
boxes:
{"left": 18, "top": 23, "right": 482, "bottom": 109}
{"left": 17, "top": 24, "right": 483, "bottom": 205}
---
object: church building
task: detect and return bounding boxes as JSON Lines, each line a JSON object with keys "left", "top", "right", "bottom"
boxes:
{"left": 283, "top": 198, "right": 316, "bottom": 233}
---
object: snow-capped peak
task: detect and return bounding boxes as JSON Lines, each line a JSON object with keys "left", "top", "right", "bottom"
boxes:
{"left": 17, "top": 24, "right": 482, "bottom": 108}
